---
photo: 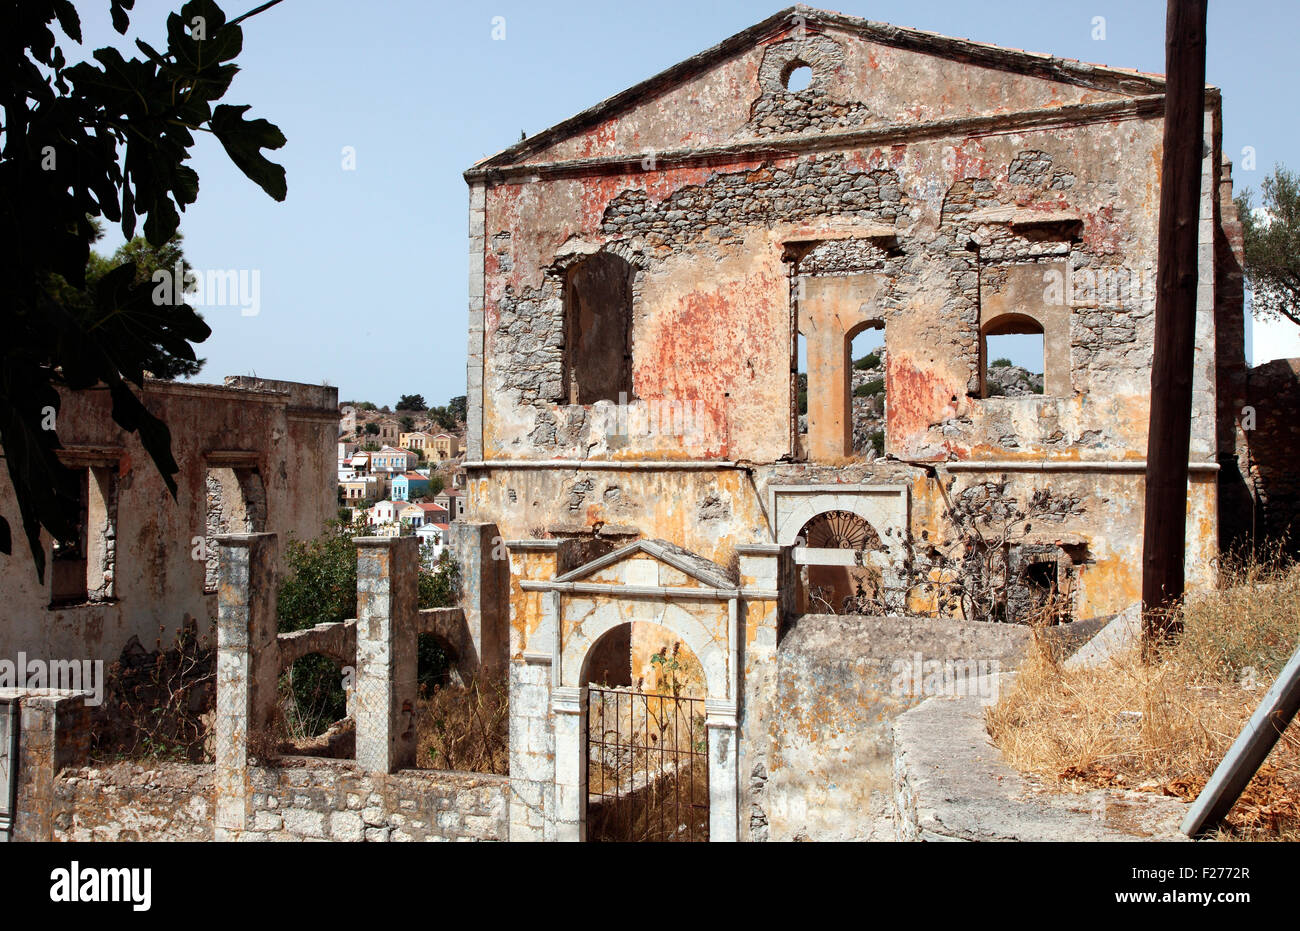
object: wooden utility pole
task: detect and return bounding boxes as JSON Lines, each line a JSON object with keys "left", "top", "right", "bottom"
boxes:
{"left": 1142, "top": 0, "right": 1209, "bottom": 655}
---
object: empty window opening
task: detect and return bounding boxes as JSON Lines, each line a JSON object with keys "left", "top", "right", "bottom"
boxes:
{"left": 850, "top": 325, "right": 886, "bottom": 458}
{"left": 204, "top": 466, "right": 266, "bottom": 592}
{"left": 51, "top": 466, "right": 116, "bottom": 607}
{"left": 983, "top": 315, "right": 1045, "bottom": 397}
{"left": 784, "top": 63, "right": 813, "bottom": 91}
{"left": 563, "top": 252, "right": 634, "bottom": 404}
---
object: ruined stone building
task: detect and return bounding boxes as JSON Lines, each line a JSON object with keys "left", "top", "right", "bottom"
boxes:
{"left": 0, "top": 376, "right": 338, "bottom": 665}
{"left": 460, "top": 7, "right": 1248, "bottom": 840}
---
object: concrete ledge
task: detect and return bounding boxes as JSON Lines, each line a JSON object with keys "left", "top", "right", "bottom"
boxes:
{"left": 891, "top": 678, "right": 1189, "bottom": 841}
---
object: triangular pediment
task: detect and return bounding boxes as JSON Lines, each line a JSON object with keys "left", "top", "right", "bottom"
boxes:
{"left": 471, "top": 5, "right": 1169, "bottom": 173}
{"left": 555, "top": 539, "right": 736, "bottom": 591}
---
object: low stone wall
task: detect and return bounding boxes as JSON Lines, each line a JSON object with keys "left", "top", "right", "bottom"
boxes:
{"left": 53, "top": 764, "right": 214, "bottom": 842}
{"left": 759, "top": 613, "right": 1110, "bottom": 841}
{"left": 891, "top": 680, "right": 1188, "bottom": 841}
{"left": 241, "top": 758, "right": 508, "bottom": 842}
{"left": 39, "top": 758, "right": 508, "bottom": 842}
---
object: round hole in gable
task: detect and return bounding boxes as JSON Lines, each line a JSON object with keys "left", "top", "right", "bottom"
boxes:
{"left": 784, "top": 64, "right": 813, "bottom": 92}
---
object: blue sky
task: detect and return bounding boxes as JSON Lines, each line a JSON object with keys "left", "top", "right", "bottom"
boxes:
{"left": 71, "top": 0, "right": 1300, "bottom": 405}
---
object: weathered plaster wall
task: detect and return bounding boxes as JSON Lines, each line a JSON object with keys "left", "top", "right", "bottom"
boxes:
{"left": 517, "top": 20, "right": 1131, "bottom": 166}
{"left": 0, "top": 378, "right": 337, "bottom": 665}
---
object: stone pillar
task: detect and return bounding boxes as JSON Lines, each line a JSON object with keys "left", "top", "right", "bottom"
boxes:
{"left": 449, "top": 521, "right": 508, "bottom": 677}
{"left": 706, "top": 699, "right": 740, "bottom": 842}
{"left": 735, "top": 543, "right": 791, "bottom": 842}
{"left": 8, "top": 692, "right": 90, "bottom": 842}
{"left": 466, "top": 180, "right": 487, "bottom": 462}
{"left": 551, "top": 685, "right": 586, "bottom": 842}
{"left": 354, "top": 536, "right": 419, "bottom": 773}
{"left": 214, "top": 532, "right": 279, "bottom": 840}
{"left": 505, "top": 540, "right": 562, "bottom": 841}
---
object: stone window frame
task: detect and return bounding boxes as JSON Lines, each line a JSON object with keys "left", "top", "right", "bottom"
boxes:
{"left": 548, "top": 244, "right": 647, "bottom": 408}
{"left": 49, "top": 449, "right": 121, "bottom": 609}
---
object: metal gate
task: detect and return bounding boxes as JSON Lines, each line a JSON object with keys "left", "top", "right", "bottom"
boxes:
{"left": 586, "top": 687, "right": 708, "bottom": 842}
{"left": 0, "top": 698, "right": 17, "bottom": 842}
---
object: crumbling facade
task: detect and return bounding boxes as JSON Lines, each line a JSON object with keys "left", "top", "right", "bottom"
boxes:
{"left": 0, "top": 376, "right": 338, "bottom": 665}
{"left": 461, "top": 7, "right": 1246, "bottom": 841}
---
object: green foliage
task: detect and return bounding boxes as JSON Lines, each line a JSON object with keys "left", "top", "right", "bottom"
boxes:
{"left": 796, "top": 372, "right": 807, "bottom": 416}
{"left": 355, "top": 401, "right": 377, "bottom": 411}
{"left": 853, "top": 352, "right": 881, "bottom": 370}
{"left": 397, "top": 393, "right": 426, "bottom": 411}
{"left": 447, "top": 395, "right": 467, "bottom": 423}
{"left": 991, "top": 357, "right": 1013, "bottom": 368}
{"left": 1238, "top": 166, "right": 1300, "bottom": 325}
{"left": 364, "top": 422, "right": 380, "bottom": 436}
{"left": 276, "top": 522, "right": 460, "bottom": 735}
{"left": 67, "top": 232, "right": 207, "bottom": 379}
{"left": 427, "top": 405, "right": 458, "bottom": 432}
{"left": 868, "top": 429, "right": 885, "bottom": 457}
{"left": 361, "top": 440, "right": 379, "bottom": 452}
{"left": 423, "top": 474, "right": 446, "bottom": 499}
{"left": 277, "top": 520, "right": 362, "bottom": 634}
{"left": 399, "top": 414, "right": 414, "bottom": 433}
{"left": 1, "top": 0, "right": 285, "bottom": 581}
{"left": 854, "top": 377, "right": 884, "bottom": 398}
{"left": 418, "top": 547, "right": 461, "bottom": 610}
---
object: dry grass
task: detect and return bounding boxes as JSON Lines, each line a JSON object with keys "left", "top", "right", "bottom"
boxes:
{"left": 987, "top": 547, "right": 1300, "bottom": 840}
{"left": 414, "top": 673, "right": 508, "bottom": 775}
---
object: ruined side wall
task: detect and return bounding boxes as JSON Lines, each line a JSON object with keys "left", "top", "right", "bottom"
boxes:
{"left": 0, "top": 379, "right": 337, "bottom": 665}
{"left": 1239, "top": 359, "right": 1300, "bottom": 545}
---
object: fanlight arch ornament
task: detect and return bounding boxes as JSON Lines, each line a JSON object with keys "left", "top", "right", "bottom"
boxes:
{"left": 796, "top": 510, "right": 883, "bottom": 551}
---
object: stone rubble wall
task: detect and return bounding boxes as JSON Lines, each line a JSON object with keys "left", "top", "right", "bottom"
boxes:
{"left": 43, "top": 759, "right": 508, "bottom": 843}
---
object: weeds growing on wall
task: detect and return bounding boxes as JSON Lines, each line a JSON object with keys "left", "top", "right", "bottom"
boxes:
{"left": 910, "top": 478, "right": 1082, "bottom": 624}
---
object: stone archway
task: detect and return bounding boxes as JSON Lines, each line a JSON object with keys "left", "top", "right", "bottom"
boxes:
{"left": 795, "top": 510, "right": 886, "bottom": 613}
{"left": 552, "top": 599, "right": 739, "bottom": 843}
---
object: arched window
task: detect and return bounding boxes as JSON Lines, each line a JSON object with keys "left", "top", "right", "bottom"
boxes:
{"left": 563, "top": 253, "right": 634, "bottom": 404}
{"left": 982, "top": 313, "right": 1045, "bottom": 398}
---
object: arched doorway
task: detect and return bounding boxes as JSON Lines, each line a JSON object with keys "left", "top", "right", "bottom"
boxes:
{"left": 582, "top": 622, "right": 709, "bottom": 842}
{"left": 796, "top": 509, "right": 887, "bottom": 613}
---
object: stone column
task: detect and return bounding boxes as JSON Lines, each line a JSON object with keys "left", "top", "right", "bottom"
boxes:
{"left": 214, "top": 532, "right": 279, "bottom": 840}
{"left": 9, "top": 692, "right": 90, "bottom": 842}
{"left": 449, "top": 521, "right": 508, "bottom": 678}
{"left": 706, "top": 699, "right": 740, "bottom": 842}
{"left": 799, "top": 273, "right": 887, "bottom": 459}
{"left": 551, "top": 685, "right": 586, "bottom": 842}
{"left": 354, "top": 536, "right": 419, "bottom": 773}
{"left": 735, "top": 543, "right": 790, "bottom": 842}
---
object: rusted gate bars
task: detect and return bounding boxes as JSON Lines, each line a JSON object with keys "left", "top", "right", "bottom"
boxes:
{"left": 586, "top": 687, "right": 708, "bottom": 842}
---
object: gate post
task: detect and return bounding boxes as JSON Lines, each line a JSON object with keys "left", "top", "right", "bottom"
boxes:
{"left": 705, "top": 699, "right": 740, "bottom": 842}
{"left": 354, "top": 535, "right": 419, "bottom": 773}
{"left": 552, "top": 685, "right": 587, "bottom": 842}
{"left": 214, "top": 532, "right": 279, "bottom": 840}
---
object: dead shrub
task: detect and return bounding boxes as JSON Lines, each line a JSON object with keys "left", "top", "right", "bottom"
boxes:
{"left": 91, "top": 621, "right": 215, "bottom": 763}
{"left": 987, "top": 548, "right": 1300, "bottom": 840}
{"left": 414, "top": 673, "right": 508, "bottom": 774}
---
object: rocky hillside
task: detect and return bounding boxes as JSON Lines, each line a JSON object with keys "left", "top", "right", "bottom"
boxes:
{"left": 985, "top": 361, "right": 1044, "bottom": 397}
